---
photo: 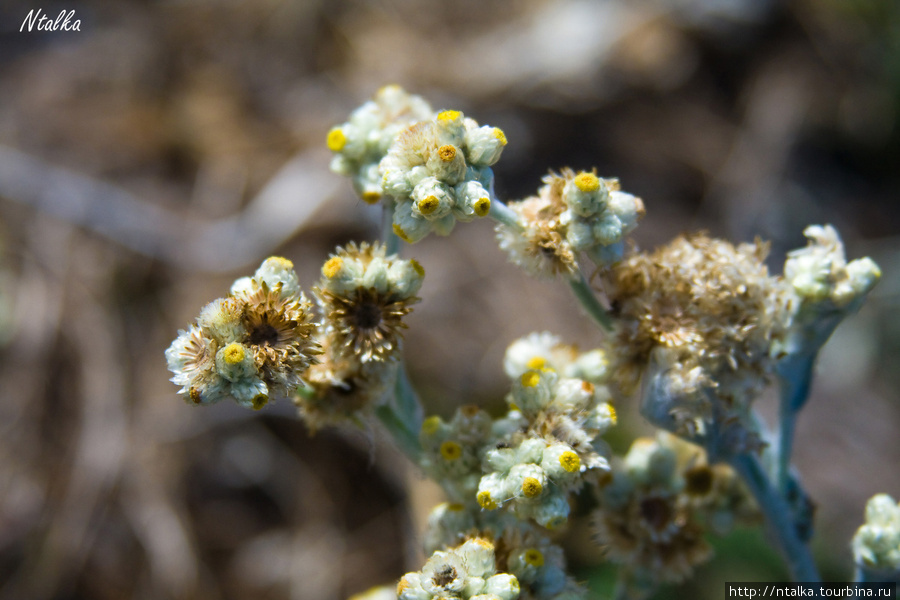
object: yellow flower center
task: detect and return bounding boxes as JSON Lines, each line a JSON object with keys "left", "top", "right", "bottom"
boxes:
{"left": 440, "top": 440, "right": 462, "bottom": 461}
{"left": 559, "top": 451, "right": 581, "bottom": 473}
{"left": 447, "top": 503, "right": 464, "bottom": 512}
{"left": 251, "top": 394, "right": 268, "bottom": 411}
{"left": 266, "top": 256, "right": 293, "bottom": 270}
{"left": 521, "top": 371, "right": 540, "bottom": 388}
{"left": 421, "top": 415, "right": 442, "bottom": 436}
{"left": 493, "top": 127, "right": 508, "bottom": 146}
{"left": 322, "top": 257, "right": 344, "bottom": 279}
{"left": 361, "top": 191, "right": 381, "bottom": 205}
{"left": 523, "top": 548, "right": 544, "bottom": 567}
{"left": 522, "top": 477, "right": 543, "bottom": 498}
{"left": 474, "top": 197, "right": 491, "bottom": 217}
{"left": 526, "top": 356, "right": 546, "bottom": 370}
{"left": 437, "top": 110, "right": 461, "bottom": 122}
{"left": 222, "top": 342, "right": 246, "bottom": 365}
{"left": 474, "top": 538, "right": 494, "bottom": 551}
{"left": 574, "top": 172, "right": 600, "bottom": 193}
{"left": 326, "top": 127, "right": 346, "bottom": 152}
{"left": 396, "top": 576, "right": 411, "bottom": 594}
{"left": 438, "top": 144, "right": 457, "bottom": 162}
{"left": 392, "top": 224, "right": 412, "bottom": 243}
{"left": 418, "top": 195, "right": 440, "bottom": 215}
{"left": 189, "top": 387, "right": 202, "bottom": 405}
{"left": 477, "top": 491, "right": 498, "bottom": 510}
{"left": 608, "top": 404, "right": 617, "bottom": 425}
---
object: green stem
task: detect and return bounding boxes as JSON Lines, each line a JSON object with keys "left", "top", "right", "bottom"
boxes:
{"left": 569, "top": 272, "right": 614, "bottom": 332}
{"left": 729, "top": 453, "right": 820, "bottom": 582}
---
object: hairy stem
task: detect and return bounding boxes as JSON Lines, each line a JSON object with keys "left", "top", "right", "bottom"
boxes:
{"left": 776, "top": 353, "right": 815, "bottom": 494}
{"left": 382, "top": 202, "right": 401, "bottom": 255}
{"left": 375, "top": 366, "right": 422, "bottom": 461}
{"left": 729, "top": 453, "right": 820, "bottom": 582}
{"left": 569, "top": 273, "right": 614, "bottom": 332}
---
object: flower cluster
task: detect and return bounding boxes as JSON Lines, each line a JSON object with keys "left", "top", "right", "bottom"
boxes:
{"left": 381, "top": 109, "right": 507, "bottom": 243}
{"left": 476, "top": 333, "right": 617, "bottom": 528}
{"left": 606, "top": 233, "right": 785, "bottom": 450}
{"left": 167, "top": 246, "right": 424, "bottom": 429}
{"left": 852, "top": 494, "right": 900, "bottom": 574}
{"left": 165, "top": 257, "right": 319, "bottom": 410}
{"left": 421, "top": 506, "right": 589, "bottom": 600}
{"left": 397, "top": 537, "right": 520, "bottom": 600}
{"left": 778, "top": 225, "right": 881, "bottom": 358}
{"left": 297, "top": 242, "right": 424, "bottom": 428}
{"left": 327, "top": 85, "right": 434, "bottom": 203}
{"left": 592, "top": 434, "right": 755, "bottom": 589}
{"left": 497, "top": 169, "right": 645, "bottom": 278}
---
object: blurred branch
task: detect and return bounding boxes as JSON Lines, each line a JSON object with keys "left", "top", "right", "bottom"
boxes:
{"left": 0, "top": 145, "right": 342, "bottom": 273}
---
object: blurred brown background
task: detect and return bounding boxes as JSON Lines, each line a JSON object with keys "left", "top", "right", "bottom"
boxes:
{"left": 0, "top": 0, "right": 898, "bottom": 598}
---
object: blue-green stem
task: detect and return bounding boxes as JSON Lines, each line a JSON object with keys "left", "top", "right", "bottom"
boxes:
{"left": 382, "top": 202, "right": 401, "bottom": 255}
{"left": 487, "top": 195, "right": 521, "bottom": 229}
{"left": 776, "top": 353, "right": 816, "bottom": 495}
{"left": 569, "top": 272, "right": 614, "bottom": 332}
{"left": 854, "top": 564, "right": 899, "bottom": 584}
{"left": 729, "top": 453, "right": 821, "bottom": 582}
{"left": 375, "top": 366, "right": 423, "bottom": 462}
{"left": 487, "top": 196, "right": 615, "bottom": 333}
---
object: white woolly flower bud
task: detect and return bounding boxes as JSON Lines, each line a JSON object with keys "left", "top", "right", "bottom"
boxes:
{"left": 566, "top": 349, "right": 610, "bottom": 383}
{"left": 387, "top": 258, "right": 425, "bottom": 297}
{"left": 563, "top": 214, "right": 595, "bottom": 251}
{"left": 852, "top": 494, "right": 900, "bottom": 572}
{"left": 608, "top": 190, "right": 644, "bottom": 233}
{"left": 503, "top": 332, "right": 563, "bottom": 379}
{"left": 509, "top": 463, "right": 548, "bottom": 500}
{"left": 253, "top": 256, "right": 301, "bottom": 297}
{"left": 435, "top": 110, "right": 467, "bottom": 146}
{"left": 563, "top": 172, "right": 609, "bottom": 217}
{"left": 392, "top": 201, "right": 434, "bottom": 244}
{"left": 542, "top": 443, "right": 583, "bottom": 479}
{"left": 215, "top": 342, "right": 256, "bottom": 382}
{"left": 484, "top": 573, "right": 520, "bottom": 600}
{"left": 584, "top": 402, "right": 618, "bottom": 435}
{"left": 591, "top": 213, "right": 624, "bottom": 246}
{"left": 412, "top": 177, "right": 455, "bottom": 220}
{"left": 553, "top": 377, "right": 594, "bottom": 411}
{"left": 478, "top": 472, "right": 510, "bottom": 510}
{"left": 459, "top": 538, "right": 496, "bottom": 578}
{"left": 454, "top": 180, "right": 492, "bottom": 221}
{"left": 485, "top": 446, "right": 518, "bottom": 474}
{"left": 516, "top": 438, "right": 548, "bottom": 465}
{"left": 464, "top": 124, "right": 507, "bottom": 167}
{"left": 531, "top": 492, "right": 571, "bottom": 529}
{"left": 229, "top": 377, "right": 269, "bottom": 409}
{"left": 510, "top": 369, "right": 557, "bottom": 415}
{"left": 198, "top": 297, "right": 246, "bottom": 343}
